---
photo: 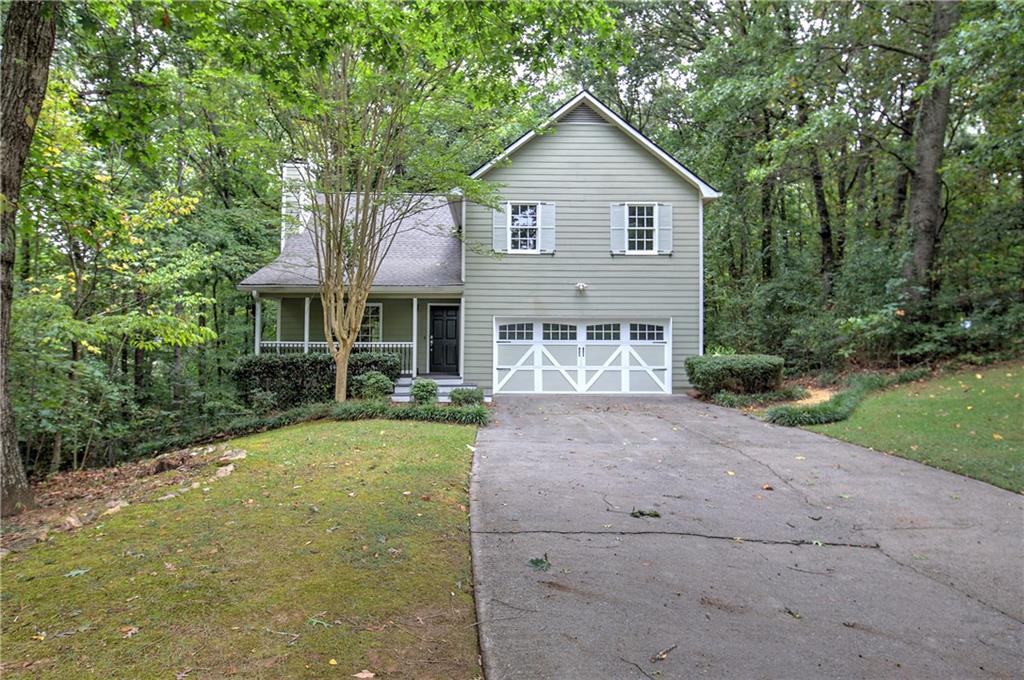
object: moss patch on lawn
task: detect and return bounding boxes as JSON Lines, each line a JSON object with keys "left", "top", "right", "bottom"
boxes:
{"left": 0, "top": 420, "right": 481, "bottom": 679}
{"left": 808, "top": 363, "right": 1023, "bottom": 492}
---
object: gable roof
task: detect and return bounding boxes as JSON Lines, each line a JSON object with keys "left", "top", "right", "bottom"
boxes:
{"left": 470, "top": 91, "right": 721, "bottom": 201}
{"left": 238, "top": 195, "right": 462, "bottom": 291}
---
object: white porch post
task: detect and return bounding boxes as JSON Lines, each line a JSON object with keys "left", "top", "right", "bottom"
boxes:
{"left": 303, "top": 297, "right": 311, "bottom": 353}
{"left": 254, "top": 293, "right": 262, "bottom": 354}
{"left": 411, "top": 297, "right": 418, "bottom": 377}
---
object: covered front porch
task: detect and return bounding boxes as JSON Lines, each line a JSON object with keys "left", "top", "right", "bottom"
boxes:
{"left": 253, "top": 291, "right": 464, "bottom": 378}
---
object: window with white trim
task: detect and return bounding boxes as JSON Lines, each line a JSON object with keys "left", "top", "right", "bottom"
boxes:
{"left": 356, "top": 304, "right": 382, "bottom": 342}
{"left": 629, "top": 323, "right": 664, "bottom": 342}
{"left": 498, "top": 323, "right": 533, "bottom": 341}
{"left": 586, "top": 323, "right": 621, "bottom": 341}
{"left": 627, "top": 204, "right": 656, "bottom": 252}
{"left": 509, "top": 203, "right": 538, "bottom": 252}
{"left": 542, "top": 323, "right": 577, "bottom": 341}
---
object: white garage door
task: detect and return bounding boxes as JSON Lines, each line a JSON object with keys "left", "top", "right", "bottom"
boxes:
{"left": 494, "top": 319, "right": 671, "bottom": 394}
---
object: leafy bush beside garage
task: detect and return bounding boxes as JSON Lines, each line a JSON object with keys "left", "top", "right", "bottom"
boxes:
{"left": 685, "top": 354, "right": 785, "bottom": 396}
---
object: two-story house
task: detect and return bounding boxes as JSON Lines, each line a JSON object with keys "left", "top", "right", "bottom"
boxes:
{"left": 239, "top": 91, "right": 720, "bottom": 397}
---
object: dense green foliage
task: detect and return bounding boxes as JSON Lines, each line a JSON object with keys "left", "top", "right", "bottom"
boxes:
{"left": 230, "top": 353, "right": 335, "bottom": 409}
{"left": 134, "top": 400, "right": 489, "bottom": 457}
{"left": 571, "top": 1, "right": 1024, "bottom": 372}
{"left": 6, "top": 0, "right": 1022, "bottom": 477}
{"left": 808, "top": 363, "right": 1023, "bottom": 492}
{"left": 685, "top": 355, "right": 785, "bottom": 396}
{"left": 712, "top": 386, "right": 809, "bottom": 409}
{"left": 350, "top": 371, "right": 394, "bottom": 401}
{"left": 449, "top": 387, "right": 485, "bottom": 406}
{"left": 411, "top": 378, "right": 439, "bottom": 405}
{"left": 347, "top": 351, "right": 402, "bottom": 383}
{"left": 765, "top": 368, "right": 930, "bottom": 426}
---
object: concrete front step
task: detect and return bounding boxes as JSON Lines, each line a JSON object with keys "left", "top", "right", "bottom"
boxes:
{"left": 392, "top": 377, "right": 479, "bottom": 404}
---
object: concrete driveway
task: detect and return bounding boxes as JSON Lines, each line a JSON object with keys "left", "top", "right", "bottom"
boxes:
{"left": 470, "top": 396, "right": 1024, "bottom": 679}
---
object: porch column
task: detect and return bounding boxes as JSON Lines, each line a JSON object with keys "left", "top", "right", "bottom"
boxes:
{"left": 254, "top": 293, "right": 262, "bottom": 354}
{"left": 303, "top": 296, "right": 311, "bottom": 353}
{"left": 411, "top": 297, "right": 418, "bottom": 377}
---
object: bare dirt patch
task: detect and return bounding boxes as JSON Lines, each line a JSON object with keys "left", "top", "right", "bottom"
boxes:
{"left": 792, "top": 387, "right": 836, "bottom": 406}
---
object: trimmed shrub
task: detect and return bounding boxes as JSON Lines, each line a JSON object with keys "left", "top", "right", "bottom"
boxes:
{"left": 449, "top": 386, "right": 484, "bottom": 406}
{"left": 684, "top": 354, "right": 784, "bottom": 396}
{"left": 350, "top": 371, "right": 394, "bottom": 401}
{"left": 765, "top": 367, "right": 930, "bottom": 426}
{"left": 231, "top": 351, "right": 403, "bottom": 407}
{"left": 411, "top": 378, "right": 438, "bottom": 405}
{"left": 712, "top": 386, "right": 809, "bottom": 409}
{"left": 133, "top": 401, "right": 488, "bottom": 457}
{"left": 231, "top": 353, "right": 334, "bottom": 409}
{"left": 348, "top": 351, "right": 402, "bottom": 382}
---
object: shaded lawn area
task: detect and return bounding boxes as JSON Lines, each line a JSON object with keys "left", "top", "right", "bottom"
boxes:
{"left": 808, "top": 362, "right": 1023, "bottom": 493}
{"left": 0, "top": 420, "right": 481, "bottom": 679}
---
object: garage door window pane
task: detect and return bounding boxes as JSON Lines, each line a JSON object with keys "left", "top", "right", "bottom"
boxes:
{"left": 498, "top": 323, "right": 533, "bottom": 341}
{"left": 586, "top": 324, "right": 620, "bottom": 341}
{"left": 630, "top": 323, "right": 664, "bottom": 342}
{"left": 542, "top": 323, "right": 577, "bottom": 341}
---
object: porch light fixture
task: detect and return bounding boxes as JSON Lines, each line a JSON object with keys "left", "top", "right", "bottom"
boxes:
{"left": 576, "top": 282, "right": 588, "bottom": 292}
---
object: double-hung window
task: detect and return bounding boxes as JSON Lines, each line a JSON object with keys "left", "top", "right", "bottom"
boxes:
{"left": 627, "top": 204, "right": 656, "bottom": 253}
{"left": 356, "top": 303, "right": 382, "bottom": 342}
{"left": 509, "top": 203, "right": 539, "bottom": 252}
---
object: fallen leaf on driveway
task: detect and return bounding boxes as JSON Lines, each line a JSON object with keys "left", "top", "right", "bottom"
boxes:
{"left": 651, "top": 644, "right": 677, "bottom": 662}
{"left": 784, "top": 607, "right": 802, "bottom": 620}
{"left": 726, "top": 470, "right": 736, "bottom": 476}
{"left": 794, "top": 455, "right": 806, "bottom": 461}
{"left": 761, "top": 483, "right": 774, "bottom": 491}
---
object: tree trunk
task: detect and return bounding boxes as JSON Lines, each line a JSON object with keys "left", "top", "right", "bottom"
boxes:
{"left": 1, "top": 0, "right": 57, "bottom": 516}
{"left": 333, "top": 347, "right": 350, "bottom": 402}
{"left": 760, "top": 180, "right": 774, "bottom": 280}
{"left": 903, "top": 0, "right": 960, "bottom": 301}
{"left": 809, "top": 152, "right": 836, "bottom": 291}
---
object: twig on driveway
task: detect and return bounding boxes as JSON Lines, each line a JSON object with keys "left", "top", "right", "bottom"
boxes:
{"left": 620, "top": 656, "right": 657, "bottom": 679}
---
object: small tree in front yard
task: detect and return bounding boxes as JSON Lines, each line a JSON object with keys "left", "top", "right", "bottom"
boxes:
{"left": 250, "top": 1, "right": 613, "bottom": 401}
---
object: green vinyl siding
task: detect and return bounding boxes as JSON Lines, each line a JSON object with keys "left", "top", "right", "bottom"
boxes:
{"left": 464, "top": 110, "right": 703, "bottom": 392}
{"left": 278, "top": 297, "right": 413, "bottom": 344}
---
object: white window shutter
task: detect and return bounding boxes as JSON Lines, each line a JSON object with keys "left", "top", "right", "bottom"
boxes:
{"left": 610, "top": 203, "right": 627, "bottom": 253}
{"left": 657, "top": 203, "right": 673, "bottom": 253}
{"left": 492, "top": 202, "right": 508, "bottom": 252}
{"left": 539, "top": 202, "right": 556, "bottom": 253}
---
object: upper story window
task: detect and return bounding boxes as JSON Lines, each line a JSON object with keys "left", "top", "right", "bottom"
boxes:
{"left": 356, "top": 303, "right": 382, "bottom": 342}
{"left": 498, "top": 322, "right": 533, "bottom": 342}
{"left": 627, "top": 204, "right": 656, "bottom": 253}
{"left": 493, "top": 202, "right": 555, "bottom": 254}
{"left": 510, "top": 203, "right": 539, "bottom": 252}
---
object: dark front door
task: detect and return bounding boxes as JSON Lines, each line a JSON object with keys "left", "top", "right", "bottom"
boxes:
{"left": 429, "top": 306, "right": 459, "bottom": 374}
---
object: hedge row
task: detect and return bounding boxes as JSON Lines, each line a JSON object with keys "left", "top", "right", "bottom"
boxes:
{"left": 685, "top": 354, "right": 785, "bottom": 396}
{"left": 134, "top": 400, "right": 488, "bottom": 458}
{"left": 230, "top": 351, "right": 402, "bottom": 408}
{"left": 711, "top": 386, "right": 809, "bottom": 408}
{"left": 764, "top": 368, "right": 930, "bottom": 426}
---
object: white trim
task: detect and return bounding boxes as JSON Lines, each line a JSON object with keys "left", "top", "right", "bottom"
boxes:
{"left": 459, "top": 298, "right": 465, "bottom": 379}
{"left": 411, "top": 297, "right": 418, "bottom": 377}
{"left": 460, "top": 197, "right": 466, "bottom": 283}
{"left": 506, "top": 200, "right": 542, "bottom": 254}
{"left": 623, "top": 202, "right": 659, "bottom": 255}
{"left": 698, "top": 199, "right": 704, "bottom": 356}
{"left": 471, "top": 92, "right": 721, "bottom": 200}
{"left": 254, "top": 293, "right": 262, "bottom": 354}
{"left": 276, "top": 299, "right": 281, "bottom": 342}
{"left": 302, "top": 296, "right": 311, "bottom": 353}
{"left": 426, "top": 302, "right": 461, "bottom": 374}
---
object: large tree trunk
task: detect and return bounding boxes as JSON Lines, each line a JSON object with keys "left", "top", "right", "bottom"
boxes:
{"left": 1, "top": 0, "right": 57, "bottom": 516}
{"left": 903, "top": 0, "right": 960, "bottom": 301}
{"left": 333, "top": 347, "right": 350, "bottom": 402}
{"left": 809, "top": 152, "right": 836, "bottom": 292}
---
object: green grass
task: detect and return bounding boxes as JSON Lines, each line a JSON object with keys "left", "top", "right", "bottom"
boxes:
{"left": 807, "top": 363, "right": 1024, "bottom": 492}
{"left": 1, "top": 420, "right": 481, "bottom": 679}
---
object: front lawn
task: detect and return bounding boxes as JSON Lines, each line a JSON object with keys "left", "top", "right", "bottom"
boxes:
{"left": 808, "top": 363, "right": 1023, "bottom": 492}
{"left": 0, "top": 420, "right": 480, "bottom": 679}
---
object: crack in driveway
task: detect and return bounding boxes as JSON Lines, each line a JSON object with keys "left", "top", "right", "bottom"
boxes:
{"left": 472, "top": 527, "right": 880, "bottom": 549}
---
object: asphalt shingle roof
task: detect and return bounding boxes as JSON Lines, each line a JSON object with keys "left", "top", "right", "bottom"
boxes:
{"left": 239, "top": 196, "right": 462, "bottom": 289}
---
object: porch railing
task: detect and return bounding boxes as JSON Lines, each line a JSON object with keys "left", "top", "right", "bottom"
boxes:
{"left": 258, "top": 340, "right": 414, "bottom": 375}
